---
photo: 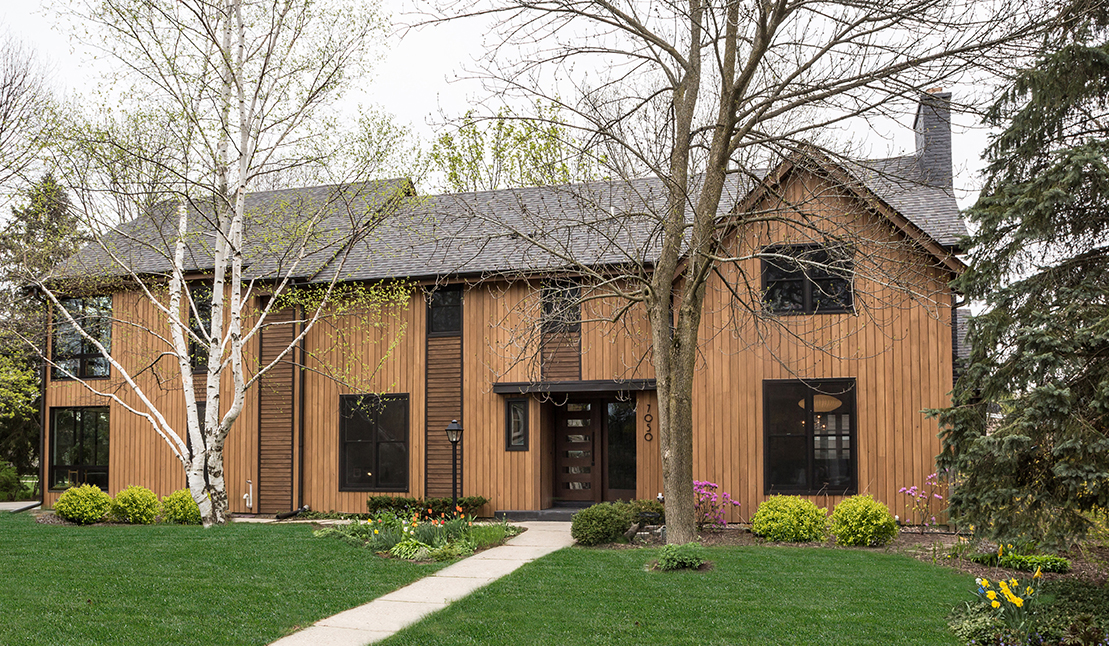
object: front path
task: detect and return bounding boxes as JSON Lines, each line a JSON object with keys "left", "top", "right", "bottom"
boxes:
{"left": 270, "top": 521, "right": 574, "bottom": 646}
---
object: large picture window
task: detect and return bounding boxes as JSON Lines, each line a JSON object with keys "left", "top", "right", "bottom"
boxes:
{"left": 761, "top": 245, "right": 853, "bottom": 314}
{"left": 764, "top": 379, "right": 856, "bottom": 495}
{"left": 50, "top": 407, "right": 110, "bottom": 490}
{"left": 52, "top": 296, "right": 113, "bottom": 379}
{"left": 339, "top": 394, "right": 409, "bottom": 492}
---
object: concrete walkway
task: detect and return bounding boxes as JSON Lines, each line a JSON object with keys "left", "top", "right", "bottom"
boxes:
{"left": 270, "top": 521, "right": 574, "bottom": 646}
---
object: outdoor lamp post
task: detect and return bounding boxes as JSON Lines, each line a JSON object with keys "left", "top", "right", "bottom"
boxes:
{"left": 445, "top": 420, "right": 463, "bottom": 515}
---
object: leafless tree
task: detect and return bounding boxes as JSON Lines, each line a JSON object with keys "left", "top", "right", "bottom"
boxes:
{"left": 420, "top": 0, "right": 1061, "bottom": 543}
{"left": 0, "top": 34, "right": 50, "bottom": 196}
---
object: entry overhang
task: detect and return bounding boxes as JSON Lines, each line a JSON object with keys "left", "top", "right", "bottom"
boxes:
{"left": 492, "top": 379, "right": 657, "bottom": 395}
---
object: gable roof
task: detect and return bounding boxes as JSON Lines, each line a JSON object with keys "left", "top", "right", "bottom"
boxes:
{"left": 54, "top": 153, "right": 965, "bottom": 285}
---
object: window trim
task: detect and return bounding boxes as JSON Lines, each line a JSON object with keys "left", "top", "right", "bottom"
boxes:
{"left": 762, "top": 378, "right": 857, "bottom": 496}
{"left": 505, "top": 398, "right": 529, "bottom": 451}
{"left": 338, "top": 393, "right": 410, "bottom": 493}
{"left": 51, "top": 295, "right": 113, "bottom": 380}
{"left": 49, "top": 406, "right": 110, "bottom": 491}
{"left": 760, "top": 244, "right": 854, "bottom": 315}
{"left": 426, "top": 286, "right": 463, "bottom": 337}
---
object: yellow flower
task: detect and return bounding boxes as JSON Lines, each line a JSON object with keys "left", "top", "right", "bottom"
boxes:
{"left": 998, "top": 544, "right": 1004, "bottom": 558}
{"left": 1009, "top": 578, "right": 1018, "bottom": 588}
{"left": 986, "top": 591, "right": 997, "bottom": 600}
{"left": 981, "top": 579, "right": 991, "bottom": 588}
{"left": 991, "top": 600, "right": 1000, "bottom": 609}
{"left": 1012, "top": 597, "right": 1024, "bottom": 608}
{"left": 373, "top": 529, "right": 379, "bottom": 534}
{"left": 1026, "top": 586, "right": 1034, "bottom": 595}
{"left": 1033, "top": 566, "right": 1043, "bottom": 579}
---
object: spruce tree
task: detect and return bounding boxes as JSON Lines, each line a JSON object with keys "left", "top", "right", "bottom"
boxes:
{"left": 937, "top": 5, "right": 1109, "bottom": 546}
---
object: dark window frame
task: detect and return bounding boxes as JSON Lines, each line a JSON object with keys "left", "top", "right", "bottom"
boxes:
{"left": 49, "top": 406, "right": 110, "bottom": 491}
{"left": 505, "top": 398, "right": 529, "bottom": 451}
{"left": 426, "top": 286, "right": 463, "bottom": 337}
{"left": 541, "top": 279, "right": 581, "bottom": 333}
{"left": 51, "top": 295, "right": 113, "bottom": 380}
{"left": 339, "top": 393, "right": 409, "bottom": 492}
{"left": 761, "top": 244, "right": 854, "bottom": 315}
{"left": 763, "top": 379, "right": 857, "bottom": 496}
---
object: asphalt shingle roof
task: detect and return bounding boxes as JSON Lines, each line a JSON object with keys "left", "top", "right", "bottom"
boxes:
{"left": 54, "top": 153, "right": 966, "bottom": 284}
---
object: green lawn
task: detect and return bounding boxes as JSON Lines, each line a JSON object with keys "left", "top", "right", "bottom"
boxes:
{"left": 380, "top": 545, "right": 974, "bottom": 646}
{"left": 0, "top": 512, "right": 445, "bottom": 646}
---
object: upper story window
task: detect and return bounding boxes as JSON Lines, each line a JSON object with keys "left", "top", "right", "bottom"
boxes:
{"left": 52, "top": 295, "right": 112, "bottom": 380}
{"left": 427, "top": 286, "right": 462, "bottom": 336}
{"left": 761, "top": 245, "right": 853, "bottom": 314}
{"left": 541, "top": 279, "right": 581, "bottom": 333}
{"left": 189, "top": 283, "right": 213, "bottom": 371}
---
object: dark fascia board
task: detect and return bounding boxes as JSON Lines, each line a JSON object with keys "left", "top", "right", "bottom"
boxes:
{"left": 492, "top": 379, "right": 657, "bottom": 395}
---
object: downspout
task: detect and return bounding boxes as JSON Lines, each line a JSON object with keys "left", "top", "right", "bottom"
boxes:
{"left": 297, "top": 304, "right": 306, "bottom": 510}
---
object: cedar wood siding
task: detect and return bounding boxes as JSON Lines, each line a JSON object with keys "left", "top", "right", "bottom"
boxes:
{"left": 42, "top": 167, "right": 952, "bottom": 524}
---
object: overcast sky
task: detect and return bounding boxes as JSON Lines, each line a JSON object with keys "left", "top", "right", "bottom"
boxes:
{"left": 2, "top": 1, "right": 992, "bottom": 208}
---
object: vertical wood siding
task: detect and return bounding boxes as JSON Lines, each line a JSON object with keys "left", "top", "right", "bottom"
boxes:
{"left": 425, "top": 335, "right": 462, "bottom": 497}
{"left": 256, "top": 308, "right": 296, "bottom": 513}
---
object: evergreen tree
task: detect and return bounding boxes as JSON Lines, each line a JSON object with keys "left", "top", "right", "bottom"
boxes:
{"left": 0, "top": 174, "right": 84, "bottom": 484}
{"left": 937, "top": 5, "right": 1109, "bottom": 546}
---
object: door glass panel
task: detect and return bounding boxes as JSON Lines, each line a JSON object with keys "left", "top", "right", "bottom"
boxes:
{"left": 566, "top": 418, "right": 587, "bottom": 427}
{"left": 564, "top": 466, "right": 591, "bottom": 474}
{"left": 565, "top": 450, "right": 591, "bottom": 459}
{"left": 567, "top": 403, "right": 590, "bottom": 412}
{"left": 607, "top": 401, "right": 637, "bottom": 492}
{"left": 566, "top": 434, "right": 589, "bottom": 443}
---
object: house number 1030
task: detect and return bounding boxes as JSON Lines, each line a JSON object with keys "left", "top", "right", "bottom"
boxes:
{"left": 643, "top": 403, "right": 653, "bottom": 442}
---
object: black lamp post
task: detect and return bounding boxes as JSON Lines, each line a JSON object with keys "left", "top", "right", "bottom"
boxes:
{"left": 445, "top": 420, "right": 463, "bottom": 516}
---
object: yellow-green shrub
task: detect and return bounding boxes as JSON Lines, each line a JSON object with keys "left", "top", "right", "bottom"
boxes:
{"left": 54, "top": 484, "right": 112, "bottom": 525}
{"left": 161, "top": 488, "right": 202, "bottom": 525}
{"left": 111, "top": 485, "right": 160, "bottom": 524}
{"left": 829, "top": 495, "right": 898, "bottom": 546}
{"left": 751, "top": 495, "right": 827, "bottom": 542}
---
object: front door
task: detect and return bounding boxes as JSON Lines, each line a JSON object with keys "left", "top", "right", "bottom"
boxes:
{"left": 554, "top": 398, "right": 637, "bottom": 503}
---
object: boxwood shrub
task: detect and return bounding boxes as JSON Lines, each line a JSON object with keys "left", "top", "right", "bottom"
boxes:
{"left": 111, "top": 485, "right": 160, "bottom": 524}
{"left": 656, "top": 542, "right": 705, "bottom": 571}
{"left": 161, "top": 488, "right": 202, "bottom": 525}
{"left": 751, "top": 495, "right": 827, "bottom": 542}
{"left": 366, "top": 495, "right": 488, "bottom": 518}
{"left": 54, "top": 484, "right": 112, "bottom": 525}
{"left": 571, "top": 502, "right": 635, "bottom": 546}
{"left": 829, "top": 494, "right": 898, "bottom": 546}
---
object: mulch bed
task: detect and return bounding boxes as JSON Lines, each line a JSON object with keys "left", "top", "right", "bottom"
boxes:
{"left": 611, "top": 524, "right": 1109, "bottom": 585}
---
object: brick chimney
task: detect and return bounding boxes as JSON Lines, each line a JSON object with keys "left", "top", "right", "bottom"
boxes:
{"left": 913, "top": 89, "right": 952, "bottom": 189}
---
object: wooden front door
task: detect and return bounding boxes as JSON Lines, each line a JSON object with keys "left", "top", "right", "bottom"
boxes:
{"left": 554, "top": 401, "right": 600, "bottom": 501}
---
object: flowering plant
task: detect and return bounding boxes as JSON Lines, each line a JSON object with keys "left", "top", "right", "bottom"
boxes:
{"left": 972, "top": 563, "right": 1043, "bottom": 639}
{"left": 898, "top": 472, "right": 944, "bottom": 532}
{"left": 693, "top": 480, "right": 741, "bottom": 531}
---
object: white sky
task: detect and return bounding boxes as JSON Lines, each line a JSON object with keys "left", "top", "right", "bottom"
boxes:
{"left": 1, "top": 0, "right": 992, "bottom": 209}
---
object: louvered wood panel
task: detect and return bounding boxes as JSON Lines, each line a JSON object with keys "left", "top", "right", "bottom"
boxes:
{"left": 426, "top": 335, "right": 462, "bottom": 498}
{"left": 540, "top": 329, "right": 581, "bottom": 381}
{"left": 257, "top": 308, "right": 295, "bottom": 514}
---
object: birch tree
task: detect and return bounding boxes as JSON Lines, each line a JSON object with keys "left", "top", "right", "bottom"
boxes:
{"left": 28, "top": 0, "right": 408, "bottom": 526}
{"left": 425, "top": 0, "right": 1060, "bottom": 543}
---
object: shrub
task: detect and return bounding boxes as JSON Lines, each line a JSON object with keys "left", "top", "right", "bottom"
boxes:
{"left": 829, "top": 495, "right": 898, "bottom": 546}
{"left": 54, "top": 484, "right": 112, "bottom": 525}
{"left": 161, "top": 489, "right": 202, "bottom": 525}
{"left": 966, "top": 550, "right": 1071, "bottom": 574}
{"left": 751, "top": 495, "right": 827, "bottom": 542}
{"left": 0, "top": 463, "right": 31, "bottom": 501}
{"left": 110, "top": 485, "right": 160, "bottom": 524}
{"left": 694, "top": 481, "right": 741, "bottom": 531}
{"left": 571, "top": 502, "right": 635, "bottom": 546}
{"left": 366, "top": 495, "right": 488, "bottom": 518}
{"left": 626, "top": 498, "right": 665, "bottom": 525}
{"left": 656, "top": 542, "right": 705, "bottom": 571}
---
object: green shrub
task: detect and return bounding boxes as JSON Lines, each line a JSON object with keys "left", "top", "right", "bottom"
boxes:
{"left": 571, "top": 502, "right": 635, "bottom": 546}
{"left": 829, "top": 495, "right": 898, "bottom": 546}
{"left": 0, "top": 463, "right": 31, "bottom": 501}
{"left": 656, "top": 542, "right": 705, "bottom": 571}
{"left": 54, "top": 484, "right": 112, "bottom": 525}
{"left": 161, "top": 489, "right": 202, "bottom": 525}
{"left": 366, "top": 495, "right": 488, "bottom": 518}
{"left": 627, "top": 498, "right": 665, "bottom": 525}
{"left": 110, "top": 485, "right": 160, "bottom": 524}
{"left": 751, "top": 495, "right": 827, "bottom": 542}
